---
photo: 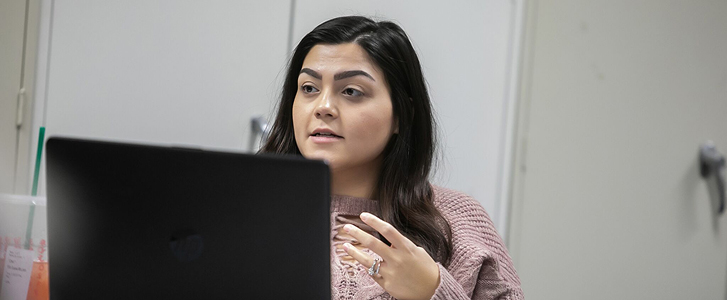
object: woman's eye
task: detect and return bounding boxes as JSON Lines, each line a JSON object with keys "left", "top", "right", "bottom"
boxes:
{"left": 343, "top": 88, "right": 363, "bottom": 97}
{"left": 301, "top": 85, "right": 319, "bottom": 94}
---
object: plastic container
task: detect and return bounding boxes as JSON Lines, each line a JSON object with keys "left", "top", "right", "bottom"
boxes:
{"left": 0, "top": 194, "right": 48, "bottom": 300}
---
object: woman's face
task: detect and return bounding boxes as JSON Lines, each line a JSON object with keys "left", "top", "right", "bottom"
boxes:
{"left": 293, "top": 43, "right": 396, "bottom": 175}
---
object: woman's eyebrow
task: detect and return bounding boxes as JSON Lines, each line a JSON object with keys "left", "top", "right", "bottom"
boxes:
{"left": 334, "top": 70, "right": 375, "bottom": 82}
{"left": 299, "top": 68, "right": 375, "bottom": 82}
{"left": 300, "top": 68, "right": 322, "bottom": 80}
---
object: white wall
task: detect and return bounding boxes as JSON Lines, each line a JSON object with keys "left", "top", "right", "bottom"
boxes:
{"left": 30, "top": 0, "right": 522, "bottom": 232}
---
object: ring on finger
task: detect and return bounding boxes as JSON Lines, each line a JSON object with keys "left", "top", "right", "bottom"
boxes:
{"left": 368, "top": 257, "right": 382, "bottom": 276}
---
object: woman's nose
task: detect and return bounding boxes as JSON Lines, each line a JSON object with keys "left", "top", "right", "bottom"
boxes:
{"left": 314, "top": 91, "right": 338, "bottom": 119}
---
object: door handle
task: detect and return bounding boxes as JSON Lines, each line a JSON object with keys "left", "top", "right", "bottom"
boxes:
{"left": 248, "top": 116, "right": 271, "bottom": 153}
{"left": 700, "top": 141, "right": 725, "bottom": 215}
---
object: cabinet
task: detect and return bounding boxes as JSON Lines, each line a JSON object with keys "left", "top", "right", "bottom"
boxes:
{"left": 0, "top": 0, "right": 39, "bottom": 195}
{"left": 26, "top": 0, "right": 521, "bottom": 234}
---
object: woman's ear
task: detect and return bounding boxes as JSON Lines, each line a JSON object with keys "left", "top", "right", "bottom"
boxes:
{"left": 392, "top": 97, "right": 413, "bottom": 135}
{"left": 405, "top": 97, "right": 415, "bottom": 129}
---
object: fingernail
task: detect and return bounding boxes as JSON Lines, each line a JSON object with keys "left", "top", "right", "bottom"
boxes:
{"left": 343, "top": 243, "right": 352, "bottom": 250}
{"left": 360, "top": 212, "right": 370, "bottom": 221}
{"left": 344, "top": 224, "right": 353, "bottom": 233}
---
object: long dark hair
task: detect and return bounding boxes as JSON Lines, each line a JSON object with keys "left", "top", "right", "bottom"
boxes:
{"left": 261, "top": 16, "right": 452, "bottom": 264}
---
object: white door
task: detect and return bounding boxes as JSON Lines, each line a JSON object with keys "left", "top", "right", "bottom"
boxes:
{"left": 31, "top": 0, "right": 292, "bottom": 196}
{"left": 509, "top": 1, "right": 727, "bottom": 299}
{"left": 0, "top": 0, "right": 26, "bottom": 194}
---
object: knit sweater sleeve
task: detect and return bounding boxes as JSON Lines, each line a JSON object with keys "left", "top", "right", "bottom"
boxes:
{"left": 429, "top": 186, "right": 524, "bottom": 300}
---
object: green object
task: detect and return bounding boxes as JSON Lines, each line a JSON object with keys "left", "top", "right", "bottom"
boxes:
{"left": 24, "top": 126, "right": 45, "bottom": 250}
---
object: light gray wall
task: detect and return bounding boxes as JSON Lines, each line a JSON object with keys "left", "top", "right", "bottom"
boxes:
{"left": 29, "top": 0, "right": 521, "bottom": 231}
{"left": 508, "top": 0, "right": 727, "bottom": 298}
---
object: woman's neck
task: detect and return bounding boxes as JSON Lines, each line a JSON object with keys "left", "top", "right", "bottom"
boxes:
{"left": 330, "top": 160, "right": 381, "bottom": 200}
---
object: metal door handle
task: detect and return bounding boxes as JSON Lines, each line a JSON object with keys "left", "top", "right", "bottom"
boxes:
{"left": 700, "top": 141, "right": 725, "bottom": 215}
{"left": 249, "top": 116, "right": 271, "bottom": 153}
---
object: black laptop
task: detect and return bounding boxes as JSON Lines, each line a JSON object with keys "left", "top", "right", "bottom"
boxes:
{"left": 45, "top": 137, "right": 331, "bottom": 299}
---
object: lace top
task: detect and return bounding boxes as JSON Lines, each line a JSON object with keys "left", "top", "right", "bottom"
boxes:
{"left": 329, "top": 186, "right": 524, "bottom": 300}
{"left": 330, "top": 195, "right": 382, "bottom": 282}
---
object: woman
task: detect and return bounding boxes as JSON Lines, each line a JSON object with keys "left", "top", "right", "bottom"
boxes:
{"left": 261, "top": 16, "right": 523, "bottom": 300}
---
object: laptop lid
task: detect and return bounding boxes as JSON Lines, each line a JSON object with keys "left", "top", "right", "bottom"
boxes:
{"left": 45, "top": 137, "right": 331, "bottom": 299}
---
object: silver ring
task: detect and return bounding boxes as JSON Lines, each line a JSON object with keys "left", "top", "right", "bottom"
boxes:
{"left": 368, "top": 257, "right": 381, "bottom": 276}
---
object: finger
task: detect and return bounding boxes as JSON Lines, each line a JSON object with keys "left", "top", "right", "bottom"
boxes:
{"left": 360, "top": 212, "right": 416, "bottom": 250}
{"left": 343, "top": 224, "right": 392, "bottom": 258}
{"left": 342, "top": 242, "right": 376, "bottom": 268}
{"left": 343, "top": 243, "right": 386, "bottom": 280}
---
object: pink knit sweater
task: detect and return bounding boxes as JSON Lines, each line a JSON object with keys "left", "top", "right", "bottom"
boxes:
{"left": 330, "top": 185, "right": 524, "bottom": 300}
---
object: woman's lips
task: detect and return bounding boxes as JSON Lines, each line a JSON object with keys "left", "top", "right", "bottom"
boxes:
{"left": 310, "top": 134, "right": 344, "bottom": 143}
{"left": 310, "top": 128, "right": 343, "bottom": 143}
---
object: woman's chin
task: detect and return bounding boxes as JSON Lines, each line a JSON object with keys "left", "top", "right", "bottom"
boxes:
{"left": 301, "top": 152, "right": 336, "bottom": 165}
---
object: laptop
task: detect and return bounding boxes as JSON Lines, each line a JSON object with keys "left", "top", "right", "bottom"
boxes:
{"left": 45, "top": 137, "right": 331, "bottom": 299}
